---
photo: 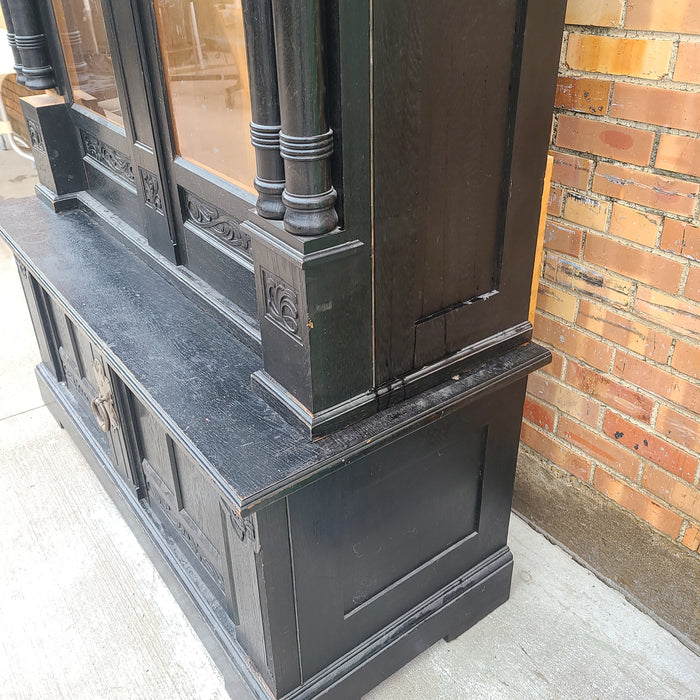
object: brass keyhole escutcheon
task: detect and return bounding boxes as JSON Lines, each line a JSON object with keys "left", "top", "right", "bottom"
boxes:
{"left": 91, "top": 358, "right": 119, "bottom": 432}
{"left": 91, "top": 396, "right": 111, "bottom": 432}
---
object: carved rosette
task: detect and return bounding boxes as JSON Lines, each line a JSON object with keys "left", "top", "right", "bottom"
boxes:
{"left": 81, "top": 132, "right": 135, "bottom": 185}
{"left": 262, "top": 269, "right": 300, "bottom": 340}
{"left": 183, "top": 190, "right": 251, "bottom": 255}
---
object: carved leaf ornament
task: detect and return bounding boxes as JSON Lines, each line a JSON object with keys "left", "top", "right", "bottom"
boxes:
{"left": 185, "top": 192, "right": 251, "bottom": 251}
{"left": 82, "top": 132, "right": 135, "bottom": 183}
{"left": 264, "top": 272, "right": 300, "bottom": 337}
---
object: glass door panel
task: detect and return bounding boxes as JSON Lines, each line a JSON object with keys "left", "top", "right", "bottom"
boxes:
{"left": 153, "top": 0, "right": 256, "bottom": 193}
{"left": 51, "top": 0, "right": 125, "bottom": 127}
{"left": 47, "top": 0, "right": 178, "bottom": 262}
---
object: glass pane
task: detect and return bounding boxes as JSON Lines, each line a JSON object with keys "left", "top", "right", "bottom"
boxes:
{"left": 153, "top": 0, "right": 256, "bottom": 193}
{"left": 51, "top": 0, "right": 124, "bottom": 127}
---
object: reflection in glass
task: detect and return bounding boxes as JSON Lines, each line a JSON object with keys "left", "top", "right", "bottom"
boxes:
{"left": 51, "top": 0, "right": 124, "bottom": 127}
{"left": 154, "top": 0, "right": 256, "bottom": 192}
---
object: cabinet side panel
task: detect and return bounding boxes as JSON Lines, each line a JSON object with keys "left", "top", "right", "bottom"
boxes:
{"left": 373, "top": 0, "right": 566, "bottom": 383}
{"left": 373, "top": 0, "right": 522, "bottom": 380}
{"left": 288, "top": 386, "right": 527, "bottom": 680}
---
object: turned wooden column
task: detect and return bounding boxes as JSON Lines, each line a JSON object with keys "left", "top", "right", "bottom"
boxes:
{"left": 270, "top": 0, "right": 337, "bottom": 236}
{"left": 242, "top": 0, "right": 285, "bottom": 220}
{"left": 0, "top": 0, "right": 24, "bottom": 85}
{"left": 6, "top": 0, "right": 55, "bottom": 90}
{"left": 61, "top": 0, "right": 89, "bottom": 84}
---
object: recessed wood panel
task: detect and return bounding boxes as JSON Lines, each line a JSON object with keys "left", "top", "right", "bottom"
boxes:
{"left": 340, "top": 423, "right": 486, "bottom": 615}
{"left": 288, "top": 403, "right": 502, "bottom": 679}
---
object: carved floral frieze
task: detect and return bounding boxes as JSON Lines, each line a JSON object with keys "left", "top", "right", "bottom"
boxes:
{"left": 183, "top": 190, "right": 251, "bottom": 255}
{"left": 81, "top": 131, "right": 135, "bottom": 184}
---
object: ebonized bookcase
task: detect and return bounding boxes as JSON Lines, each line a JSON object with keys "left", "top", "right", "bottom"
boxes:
{"left": 0, "top": 1, "right": 566, "bottom": 697}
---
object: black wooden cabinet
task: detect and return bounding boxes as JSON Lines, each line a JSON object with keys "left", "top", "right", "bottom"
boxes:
{"left": 0, "top": 1, "right": 566, "bottom": 697}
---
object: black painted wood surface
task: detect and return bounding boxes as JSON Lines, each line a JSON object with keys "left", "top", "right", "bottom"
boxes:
{"left": 0, "top": 196, "right": 548, "bottom": 515}
{"left": 373, "top": 0, "right": 567, "bottom": 383}
{"left": 271, "top": 0, "right": 338, "bottom": 234}
{"left": 1, "top": 1, "right": 569, "bottom": 695}
{"left": 0, "top": 0, "right": 24, "bottom": 83}
{"left": 242, "top": 0, "right": 286, "bottom": 219}
{"left": 4, "top": 0, "right": 55, "bottom": 89}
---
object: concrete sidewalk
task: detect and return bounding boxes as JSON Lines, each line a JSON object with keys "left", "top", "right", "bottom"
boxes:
{"left": 1, "top": 149, "right": 698, "bottom": 699}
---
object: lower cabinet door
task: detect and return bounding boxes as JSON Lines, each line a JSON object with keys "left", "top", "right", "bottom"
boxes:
{"left": 131, "top": 395, "right": 229, "bottom": 600}
{"left": 40, "top": 291, "right": 136, "bottom": 488}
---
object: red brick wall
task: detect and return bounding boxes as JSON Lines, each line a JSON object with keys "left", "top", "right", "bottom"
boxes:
{"left": 523, "top": 0, "right": 700, "bottom": 552}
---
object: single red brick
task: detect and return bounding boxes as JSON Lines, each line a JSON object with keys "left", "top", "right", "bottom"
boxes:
{"left": 615, "top": 350, "right": 700, "bottom": 414}
{"left": 563, "top": 193, "right": 610, "bottom": 231}
{"left": 682, "top": 523, "right": 700, "bottom": 552}
{"left": 554, "top": 76, "right": 612, "bottom": 115}
{"left": 537, "top": 283, "right": 578, "bottom": 322}
{"left": 594, "top": 468, "right": 683, "bottom": 538}
{"left": 523, "top": 396, "right": 556, "bottom": 432}
{"left": 634, "top": 287, "right": 700, "bottom": 341}
{"left": 521, "top": 422, "right": 592, "bottom": 481}
{"left": 642, "top": 466, "right": 700, "bottom": 521}
{"left": 558, "top": 415, "right": 643, "bottom": 480}
{"left": 567, "top": 359, "right": 655, "bottom": 423}
{"left": 548, "top": 185, "right": 564, "bottom": 216}
{"left": 551, "top": 151, "right": 594, "bottom": 190}
{"left": 566, "top": 35, "right": 673, "bottom": 80}
{"left": 534, "top": 313, "right": 614, "bottom": 372}
{"left": 674, "top": 42, "right": 700, "bottom": 85}
{"left": 685, "top": 267, "right": 700, "bottom": 303}
{"left": 656, "top": 405, "right": 700, "bottom": 453}
{"left": 556, "top": 114, "right": 655, "bottom": 166}
{"left": 528, "top": 371, "right": 601, "bottom": 427}
{"left": 576, "top": 299, "right": 672, "bottom": 363}
{"left": 584, "top": 233, "right": 683, "bottom": 293}
{"left": 543, "top": 252, "right": 635, "bottom": 309}
{"left": 593, "top": 163, "right": 699, "bottom": 217}
{"left": 566, "top": 0, "right": 624, "bottom": 27}
{"left": 671, "top": 341, "right": 700, "bottom": 379}
{"left": 603, "top": 411, "right": 698, "bottom": 481}
{"left": 660, "top": 219, "right": 700, "bottom": 262}
{"left": 540, "top": 350, "right": 566, "bottom": 379}
{"left": 625, "top": 0, "right": 700, "bottom": 34}
{"left": 610, "top": 83, "right": 700, "bottom": 133}
{"left": 656, "top": 134, "right": 700, "bottom": 179}
{"left": 543, "top": 220, "right": 584, "bottom": 257}
{"left": 608, "top": 203, "right": 661, "bottom": 247}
